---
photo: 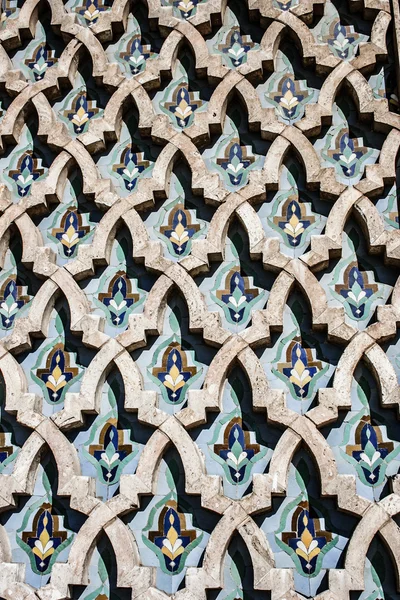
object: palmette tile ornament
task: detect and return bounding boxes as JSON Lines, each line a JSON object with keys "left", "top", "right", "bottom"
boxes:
{"left": 203, "top": 117, "right": 264, "bottom": 190}
{"left": 3, "top": 128, "right": 46, "bottom": 199}
{"left": 154, "top": 61, "right": 206, "bottom": 129}
{"left": 1, "top": 0, "right": 400, "bottom": 599}
{"left": 207, "top": 8, "right": 257, "bottom": 69}
{"left": 16, "top": 470, "right": 73, "bottom": 579}
{"left": 258, "top": 50, "right": 319, "bottom": 124}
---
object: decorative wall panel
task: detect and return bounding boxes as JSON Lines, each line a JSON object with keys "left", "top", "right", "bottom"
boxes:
{"left": 0, "top": 0, "right": 399, "bottom": 599}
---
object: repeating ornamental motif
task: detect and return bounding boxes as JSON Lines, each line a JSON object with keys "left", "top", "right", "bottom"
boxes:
{"left": 263, "top": 166, "right": 324, "bottom": 256}
{"left": 96, "top": 270, "right": 142, "bottom": 327}
{"left": 259, "top": 50, "right": 318, "bottom": 123}
{"left": 57, "top": 75, "right": 103, "bottom": 136}
{"left": 70, "top": 0, "right": 112, "bottom": 26}
{"left": 203, "top": 117, "right": 264, "bottom": 190}
{"left": 142, "top": 465, "right": 204, "bottom": 578}
{"left": 112, "top": 145, "right": 151, "bottom": 193}
{"left": 115, "top": 16, "right": 156, "bottom": 77}
{"left": 155, "top": 175, "right": 205, "bottom": 258}
{"left": 5, "top": 129, "right": 46, "bottom": 199}
{"left": 47, "top": 179, "right": 94, "bottom": 260}
{"left": 21, "top": 504, "right": 67, "bottom": 573}
{"left": 326, "top": 233, "right": 391, "bottom": 326}
{"left": 336, "top": 383, "right": 400, "bottom": 497}
{"left": 313, "top": 3, "right": 368, "bottom": 61}
{"left": 281, "top": 502, "right": 332, "bottom": 575}
{"left": 149, "top": 310, "right": 202, "bottom": 406}
{"left": 207, "top": 387, "right": 268, "bottom": 492}
{"left": 316, "top": 106, "right": 379, "bottom": 185}
{"left": 208, "top": 8, "right": 257, "bottom": 69}
{"left": 16, "top": 471, "right": 73, "bottom": 576}
{"left": 214, "top": 266, "right": 261, "bottom": 325}
{"left": 155, "top": 61, "right": 205, "bottom": 130}
{"left": 0, "top": 274, "right": 30, "bottom": 330}
{"left": 270, "top": 462, "right": 342, "bottom": 589}
{"left": 160, "top": 0, "right": 207, "bottom": 20}
{"left": 263, "top": 305, "right": 334, "bottom": 414}
{"left": 35, "top": 343, "right": 80, "bottom": 404}
{"left": 21, "top": 23, "right": 58, "bottom": 82}
{"left": 83, "top": 383, "right": 137, "bottom": 494}
{"left": 31, "top": 314, "right": 83, "bottom": 407}
{"left": 148, "top": 501, "right": 196, "bottom": 572}
{"left": 209, "top": 236, "right": 267, "bottom": 331}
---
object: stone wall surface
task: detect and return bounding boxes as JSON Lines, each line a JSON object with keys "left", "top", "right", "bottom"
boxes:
{"left": 0, "top": 0, "right": 400, "bottom": 598}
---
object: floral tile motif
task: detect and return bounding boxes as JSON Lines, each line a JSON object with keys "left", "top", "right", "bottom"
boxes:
{"left": 154, "top": 61, "right": 206, "bottom": 130}
{"left": 313, "top": 3, "right": 368, "bottom": 61}
{"left": 0, "top": 274, "right": 30, "bottom": 331}
{"left": 80, "top": 229, "right": 148, "bottom": 332}
{"left": 260, "top": 305, "right": 334, "bottom": 414}
{"left": 203, "top": 117, "right": 264, "bottom": 191}
{"left": 46, "top": 179, "right": 95, "bottom": 261}
{"left": 16, "top": 470, "right": 73, "bottom": 577}
{"left": 96, "top": 269, "right": 145, "bottom": 328}
{"left": 97, "top": 115, "right": 155, "bottom": 198}
{"left": 57, "top": 74, "right": 103, "bottom": 136}
{"left": 86, "top": 417, "right": 135, "bottom": 485}
{"left": 323, "top": 233, "right": 391, "bottom": 327}
{"left": 280, "top": 501, "right": 333, "bottom": 576}
{"left": 160, "top": 0, "right": 207, "bottom": 20}
{"left": 147, "top": 499, "right": 197, "bottom": 572}
{"left": 34, "top": 342, "right": 80, "bottom": 405}
{"left": 207, "top": 8, "right": 257, "bottom": 69}
{"left": 113, "top": 16, "right": 156, "bottom": 77}
{"left": 208, "top": 237, "right": 266, "bottom": 331}
{"left": 258, "top": 50, "right": 318, "bottom": 124}
{"left": 4, "top": 129, "right": 46, "bottom": 200}
{"left": 259, "top": 165, "right": 325, "bottom": 257}
{"left": 111, "top": 143, "right": 152, "bottom": 194}
{"left": 148, "top": 309, "right": 202, "bottom": 407}
{"left": 262, "top": 458, "right": 348, "bottom": 597}
{"left": 18, "top": 23, "right": 58, "bottom": 82}
{"left": 83, "top": 383, "right": 137, "bottom": 496}
{"left": 206, "top": 386, "right": 269, "bottom": 497}
{"left": 68, "top": 0, "right": 112, "bottom": 26}
{"left": 31, "top": 313, "right": 83, "bottom": 407}
{"left": 71, "top": 373, "right": 141, "bottom": 501}
{"left": 50, "top": 209, "right": 90, "bottom": 258}
{"left": 140, "top": 463, "right": 206, "bottom": 585}
{"left": 213, "top": 267, "right": 261, "bottom": 325}
{"left": 327, "top": 381, "right": 400, "bottom": 502}
{"left": 0, "top": 238, "right": 33, "bottom": 337}
{"left": 126, "top": 456, "right": 209, "bottom": 594}
{"left": 315, "top": 105, "right": 379, "bottom": 185}
{"left": 154, "top": 175, "right": 206, "bottom": 258}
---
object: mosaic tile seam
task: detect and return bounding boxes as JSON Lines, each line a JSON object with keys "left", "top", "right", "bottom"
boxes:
{"left": 0, "top": 0, "right": 399, "bottom": 599}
